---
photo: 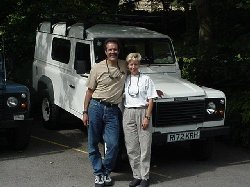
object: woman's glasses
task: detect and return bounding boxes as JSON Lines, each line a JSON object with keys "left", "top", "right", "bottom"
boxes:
{"left": 128, "top": 73, "right": 140, "bottom": 97}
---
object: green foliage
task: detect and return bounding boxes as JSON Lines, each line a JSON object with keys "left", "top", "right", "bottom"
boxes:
{"left": 0, "top": 0, "right": 121, "bottom": 84}
{"left": 226, "top": 91, "right": 250, "bottom": 147}
{"left": 227, "top": 92, "right": 250, "bottom": 124}
{"left": 178, "top": 57, "right": 198, "bottom": 83}
{"left": 0, "top": 0, "right": 249, "bottom": 146}
{"left": 210, "top": 1, "right": 250, "bottom": 57}
{"left": 177, "top": 52, "right": 250, "bottom": 146}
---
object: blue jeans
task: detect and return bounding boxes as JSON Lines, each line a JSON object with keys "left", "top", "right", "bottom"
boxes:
{"left": 88, "top": 99, "right": 120, "bottom": 176}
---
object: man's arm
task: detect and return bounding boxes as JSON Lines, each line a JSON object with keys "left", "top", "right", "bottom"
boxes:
{"left": 82, "top": 88, "right": 94, "bottom": 126}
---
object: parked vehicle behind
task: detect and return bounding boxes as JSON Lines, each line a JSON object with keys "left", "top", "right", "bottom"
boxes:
{"left": 0, "top": 47, "right": 32, "bottom": 150}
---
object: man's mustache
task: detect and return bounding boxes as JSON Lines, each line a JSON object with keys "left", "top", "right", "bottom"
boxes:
{"left": 109, "top": 53, "right": 118, "bottom": 56}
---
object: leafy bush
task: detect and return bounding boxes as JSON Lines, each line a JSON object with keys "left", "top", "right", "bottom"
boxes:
{"left": 178, "top": 57, "right": 198, "bottom": 84}
{"left": 178, "top": 55, "right": 250, "bottom": 146}
{"left": 226, "top": 91, "right": 250, "bottom": 147}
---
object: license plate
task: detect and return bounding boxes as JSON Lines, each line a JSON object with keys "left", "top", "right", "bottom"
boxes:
{"left": 167, "top": 130, "right": 200, "bottom": 142}
{"left": 14, "top": 114, "right": 24, "bottom": 120}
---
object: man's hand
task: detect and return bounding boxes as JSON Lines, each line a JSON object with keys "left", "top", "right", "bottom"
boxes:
{"left": 82, "top": 88, "right": 93, "bottom": 126}
{"left": 82, "top": 113, "right": 89, "bottom": 126}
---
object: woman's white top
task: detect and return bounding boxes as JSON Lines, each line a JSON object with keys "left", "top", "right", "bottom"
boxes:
{"left": 124, "top": 73, "right": 158, "bottom": 108}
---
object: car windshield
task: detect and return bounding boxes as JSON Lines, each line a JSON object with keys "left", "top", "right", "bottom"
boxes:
{"left": 94, "top": 38, "right": 175, "bottom": 64}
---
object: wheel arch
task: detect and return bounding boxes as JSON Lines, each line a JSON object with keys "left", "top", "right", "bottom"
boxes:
{"left": 38, "top": 75, "right": 54, "bottom": 103}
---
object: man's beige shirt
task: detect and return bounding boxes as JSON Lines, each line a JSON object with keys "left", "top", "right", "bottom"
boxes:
{"left": 86, "top": 59, "right": 127, "bottom": 104}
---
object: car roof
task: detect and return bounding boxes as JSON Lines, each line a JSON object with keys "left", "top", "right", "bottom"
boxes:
{"left": 85, "top": 24, "right": 171, "bottom": 40}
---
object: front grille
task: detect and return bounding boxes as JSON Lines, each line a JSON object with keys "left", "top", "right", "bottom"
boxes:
{"left": 153, "top": 100, "right": 205, "bottom": 127}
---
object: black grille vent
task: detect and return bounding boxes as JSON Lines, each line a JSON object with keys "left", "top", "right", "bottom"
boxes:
{"left": 153, "top": 100, "right": 205, "bottom": 127}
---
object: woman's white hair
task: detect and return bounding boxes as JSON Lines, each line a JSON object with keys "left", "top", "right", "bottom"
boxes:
{"left": 126, "top": 53, "right": 142, "bottom": 62}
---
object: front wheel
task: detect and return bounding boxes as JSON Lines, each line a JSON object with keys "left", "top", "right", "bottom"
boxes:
{"left": 41, "top": 90, "right": 60, "bottom": 129}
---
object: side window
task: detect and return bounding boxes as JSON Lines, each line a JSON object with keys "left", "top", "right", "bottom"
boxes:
{"left": 51, "top": 38, "right": 70, "bottom": 64}
{"left": 74, "top": 42, "right": 91, "bottom": 73}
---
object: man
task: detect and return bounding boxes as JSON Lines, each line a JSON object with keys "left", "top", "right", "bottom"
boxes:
{"left": 82, "top": 38, "right": 127, "bottom": 187}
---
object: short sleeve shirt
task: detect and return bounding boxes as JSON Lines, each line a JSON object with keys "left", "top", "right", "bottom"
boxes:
{"left": 124, "top": 73, "right": 158, "bottom": 107}
{"left": 86, "top": 59, "right": 127, "bottom": 104}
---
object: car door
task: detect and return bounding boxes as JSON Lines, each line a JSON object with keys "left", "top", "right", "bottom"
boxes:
{"left": 66, "top": 41, "right": 92, "bottom": 119}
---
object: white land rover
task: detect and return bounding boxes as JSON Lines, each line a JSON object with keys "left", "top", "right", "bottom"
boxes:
{"left": 32, "top": 22, "right": 229, "bottom": 160}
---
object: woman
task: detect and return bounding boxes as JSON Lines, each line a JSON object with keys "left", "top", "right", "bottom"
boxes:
{"left": 123, "top": 53, "right": 158, "bottom": 187}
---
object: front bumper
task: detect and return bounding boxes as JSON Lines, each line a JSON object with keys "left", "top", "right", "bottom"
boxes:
{"left": 0, "top": 118, "right": 33, "bottom": 129}
{"left": 152, "top": 126, "right": 230, "bottom": 145}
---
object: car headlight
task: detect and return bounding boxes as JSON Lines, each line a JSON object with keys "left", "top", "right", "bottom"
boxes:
{"left": 205, "top": 98, "right": 225, "bottom": 121}
{"left": 206, "top": 102, "right": 216, "bottom": 114}
{"left": 21, "top": 93, "right": 27, "bottom": 98}
{"left": 7, "top": 96, "right": 18, "bottom": 107}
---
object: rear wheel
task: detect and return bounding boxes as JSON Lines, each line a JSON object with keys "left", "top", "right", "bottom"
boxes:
{"left": 41, "top": 90, "right": 60, "bottom": 129}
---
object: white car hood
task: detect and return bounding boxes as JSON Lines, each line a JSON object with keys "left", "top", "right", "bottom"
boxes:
{"left": 144, "top": 73, "right": 205, "bottom": 98}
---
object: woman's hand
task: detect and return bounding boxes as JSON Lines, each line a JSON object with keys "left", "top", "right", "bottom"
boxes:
{"left": 142, "top": 117, "right": 149, "bottom": 130}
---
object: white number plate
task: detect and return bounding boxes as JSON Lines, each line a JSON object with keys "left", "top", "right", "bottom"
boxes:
{"left": 167, "top": 130, "right": 200, "bottom": 142}
{"left": 14, "top": 114, "right": 24, "bottom": 120}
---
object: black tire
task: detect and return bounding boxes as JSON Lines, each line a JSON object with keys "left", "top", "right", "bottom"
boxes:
{"left": 190, "top": 138, "right": 214, "bottom": 161}
{"left": 41, "top": 90, "right": 60, "bottom": 129}
{"left": 7, "top": 123, "right": 31, "bottom": 150}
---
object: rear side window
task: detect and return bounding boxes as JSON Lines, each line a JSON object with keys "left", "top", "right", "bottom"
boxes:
{"left": 74, "top": 42, "right": 91, "bottom": 73}
{"left": 51, "top": 38, "right": 70, "bottom": 64}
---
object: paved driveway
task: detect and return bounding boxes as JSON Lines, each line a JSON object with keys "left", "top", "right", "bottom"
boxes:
{"left": 1, "top": 120, "right": 250, "bottom": 187}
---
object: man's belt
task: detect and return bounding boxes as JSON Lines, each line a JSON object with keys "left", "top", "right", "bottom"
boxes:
{"left": 126, "top": 106, "right": 147, "bottom": 109}
{"left": 92, "top": 98, "right": 118, "bottom": 107}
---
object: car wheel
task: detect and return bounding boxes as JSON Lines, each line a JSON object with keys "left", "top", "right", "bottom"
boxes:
{"left": 41, "top": 90, "right": 60, "bottom": 129}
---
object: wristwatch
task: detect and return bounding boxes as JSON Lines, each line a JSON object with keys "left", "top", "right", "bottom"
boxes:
{"left": 82, "top": 111, "right": 88, "bottom": 115}
{"left": 145, "top": 115, "right": 151, "bottom": 120}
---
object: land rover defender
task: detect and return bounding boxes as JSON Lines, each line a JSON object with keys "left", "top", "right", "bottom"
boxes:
{"left": 32, "top": 22, "right": 229, "bottom": 160}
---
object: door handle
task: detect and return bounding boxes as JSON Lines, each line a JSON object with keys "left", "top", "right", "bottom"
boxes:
{"left": 69, "top": 84, "right": 75, "bottom": 88}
